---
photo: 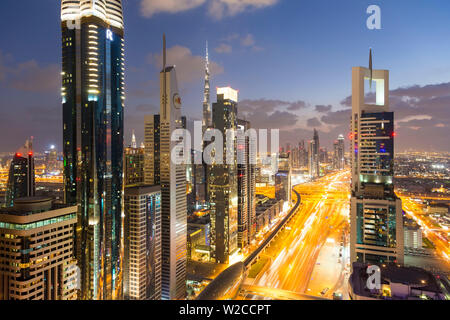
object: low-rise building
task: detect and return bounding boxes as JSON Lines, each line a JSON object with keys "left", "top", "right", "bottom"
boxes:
{"left": 404, "top": 217, "right": 422, "bottom": 249}
{"left": 349, "top": 262, "right": 446, "bottom": 300}
{"left": 0, "top": 197, "right": 78, "bottom": 300}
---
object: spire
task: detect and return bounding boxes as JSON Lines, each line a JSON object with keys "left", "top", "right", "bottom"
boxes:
{"left": 202, "top": 40, "right": 211, "bottom": 134}
{"left": 131, "top": 130, "right": 137, "bottom": 148}
{"left": 369, "top": 48, "right": 373, "bottom": 89}
{"left": 162, "top": 33, "right": 167, "bottom": 120}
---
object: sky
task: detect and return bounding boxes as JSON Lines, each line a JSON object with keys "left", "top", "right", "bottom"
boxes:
{"left": 0, "top": 0, "right": 449, "bottom": 153}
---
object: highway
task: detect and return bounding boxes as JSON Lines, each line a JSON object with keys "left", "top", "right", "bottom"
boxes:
{"left": 249, "top": 171, "right": 350, "bottom": 297}
{"left": 398, "top": 194, "right": 450, "bottom": 266}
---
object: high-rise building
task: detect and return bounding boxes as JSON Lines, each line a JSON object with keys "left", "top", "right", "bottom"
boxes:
{"left": 308, "top": 130, "right": 320, "bottom": 178}
{"left": 236, "top": 119, "right": 256, "bottom": 249}
{"left": 5, "top": 139, "right": 35, "bottom": 207}
{"left": 202, "top": 42, "right": 212, "bottom": 134}
{"left": 61, "top": 0, "right": 125, "bottom": 300}
{"left": 298, "top": 140, "right": 307, "bottom": 168}
{"left": 0, "top": 197, "right": 78, "bottom": 300}
{"left": 159, "top": 36, "right": 187, "bottom": 300}
{"left": 208, "top": 87, "right": 239, "bottom": 264}
{"left": 350, "top": 55, "right": 404, "bottom": 266}
{"left": 333, "top": 134, "right": 345, "bottom": 170}
{"left": 124, "top": 145, "right": 145, "bottom": 186}
{"left": 144, "top": 114, "right": 160, "bottom": 185}
{"left": 124, "top": 185, "right": 161, "bottom": 300}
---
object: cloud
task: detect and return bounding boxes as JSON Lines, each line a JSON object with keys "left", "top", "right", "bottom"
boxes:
{"left": 140, "top": 0, "right": 279, "bottom": 19}
{"left": 222, "top": 33, "right": 263, "bottom": 52}
{"left": 0, "top": 51, "right": 59, "bottom": 93}
{"left": 307, "top": 117, "right": 322, "bottom": 128}
{"left": 148, "top": 45, "right": 224, "bottom": 86}
{"left": 215, "top": 43, "right": 232, "bottom": 54}
{"left": 208, "top": 0, "right": 279, "bottom": 19}
{"left": 238, "top": 99, "right": 305, "bottom": 130}
{"left": 140, "top": 0, "right": 207, "bottom": 17}
{"left": 315, "top": 105, "right": 332, "bottom": 113}
{"left": 239, "top": 99, "right": 307, "bottom": 114}
{"left": 241, "top": 34, "right": 255, "bottom": 47}
{"left": 8, "top": 60, "right": 60, "bottom": 93}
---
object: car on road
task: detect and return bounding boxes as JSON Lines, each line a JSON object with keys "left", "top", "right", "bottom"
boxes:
{"left": 333, "top": 292, "right": 343, "bottom": 300}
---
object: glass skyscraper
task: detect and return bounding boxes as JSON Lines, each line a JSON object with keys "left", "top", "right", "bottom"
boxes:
{"left": 61, "top": 0, "right": 125, "bottom": 300}
{"left": 5, "top": 139, "right": 35, "bottom": 207}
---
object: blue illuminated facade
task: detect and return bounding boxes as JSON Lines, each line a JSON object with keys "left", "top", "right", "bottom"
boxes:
{"left": 62, "top": 10, "right": 125, "bottom": 300}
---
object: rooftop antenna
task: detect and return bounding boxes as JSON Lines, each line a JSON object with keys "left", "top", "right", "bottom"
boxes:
{"left": 163, "top": 34, "right": 167, "bottom": 120}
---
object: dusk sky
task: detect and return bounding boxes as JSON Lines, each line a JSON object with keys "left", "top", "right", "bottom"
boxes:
{"left": 0, "top": 0, "right": 449, "bottom": 153}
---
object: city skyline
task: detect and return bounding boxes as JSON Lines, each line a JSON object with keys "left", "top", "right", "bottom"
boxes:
{"left": 0, "top": 1, "right": 450, "bottom": 153}
{"left": 0, "top": 0, "right": 449, "bottom": 304}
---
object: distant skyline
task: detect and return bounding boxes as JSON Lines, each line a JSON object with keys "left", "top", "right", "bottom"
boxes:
{"left": 0, "top": 0, "right": 449, "bottom": 152}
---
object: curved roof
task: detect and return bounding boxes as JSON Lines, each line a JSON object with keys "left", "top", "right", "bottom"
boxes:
{"left": 196, "top": 262, "right": 245, "bottom": 300}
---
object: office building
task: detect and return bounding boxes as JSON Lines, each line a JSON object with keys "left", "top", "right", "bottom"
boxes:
{"left": 350, "top": 56, "right": 404, "bottom": 266}
{"left": 61, "top": 0, "right": 125, "bottom": 300}
{"left": 159, "top": 36, "right": 187, "bottom": 300}
{"left": 124, "top": 145, "right": 145, "bottom": 186}
{"left": 202, "top": 42, "right": 212, "bottom": 134}
{"left": 5, "top": 139, "right": 35, "bottom": 207}
{"left": 124, "top": 185, "right": 161, "bottom": 300}
{"left": 333, "top": 135, "right": 345, "bottom": 170}
{"left": 144, "top": 114, "right": 161, "bottom": 185}
{"left": 236, "top": 119, "right": 256, "bottom": 249}
{"left": 0, "top": 197, "right": 78, "bottom": 300}
{"left": 208, "top": 87, "right": 239, "bottom": 264}
{"left": 403, "top": 217, "right": 422, "bottom": 249}
{"left": 349, "top": 262, "right": 446, "bottom": 300}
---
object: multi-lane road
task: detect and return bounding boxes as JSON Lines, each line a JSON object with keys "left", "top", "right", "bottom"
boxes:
{"left": 250, "top": 171, "right": 350, "bottom": 297}
{"left": 398, "top": 194, "right": 450, "bottom": 266}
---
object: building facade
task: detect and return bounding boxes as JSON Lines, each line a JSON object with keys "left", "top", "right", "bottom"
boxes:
{"left": 0, "top": 197, "right": 78, "bottom": 300}
{"left": 144, "top": 114, "right": 161, "bottom": 186}
{"left": 159, "top": 37, "right": 187, "bottom": 300}
{"left": 124, "top": 185, "right": 161, "bottom": 300}
{"left": 350, "top": 64, "right": 404, "bottom": 266}
{"left": 61, "top": 0, "right": 125, "bottom": 299}
{"left": 208, "top": 88, "right": 239, "bottom": 264}
{"left": 124, "top": 146, "right": 145, "bottom": 186}
{"left": 5, "top": 139, "right": 35, "bottom": 207}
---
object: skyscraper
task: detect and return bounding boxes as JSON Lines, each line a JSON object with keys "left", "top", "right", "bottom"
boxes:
{"left": 5, "top": 139, "right": 35, "bottom": 207}
{"left": 61, "top": 0, "right": 125, "bottom": 300}
{"left": 124, "top": 144, "right": 145, "bottom": 186}
{"left": 202, "top": 42, "right": 212, "bottom": 135}
{"left": 0, "top": 197, "right": 78, "bottom": 300}
{"left": 208, "top": 87, "right": 239, "bottom": 264}
{"left": 333, "top": 134, "right": 345, "bottom": 170}
{"left": 237, "top": 120, "right": 256, "bottom": 247}
{"left": 144, "top": 114, "right": 161, "bottom": 185}
{"left": 308, "top": 130, "right": 320, "bottom": 178}
{"left": 159, "top": 35, "right": 187, "bottom": 300}
{"left": 124, "top": 185, "right": 161, "bottom": 300}
{"left": 350, "top": 55, "right": 404, "bottom": 266}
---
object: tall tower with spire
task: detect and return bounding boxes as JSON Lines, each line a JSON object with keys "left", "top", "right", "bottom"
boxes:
{"left": 350, "top": 50, "right": 404, "bottom": 267}
{"left": 159, "top": 34, "right": 187, "bottom": 300}
{"left": 202, "top": 41, "right": 211, "bottom": 134}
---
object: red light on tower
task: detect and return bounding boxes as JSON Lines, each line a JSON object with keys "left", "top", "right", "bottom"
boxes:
{"left": 28, "top": 151, "right": 33, "bottom": 156}
{"left": 392, "top": 132, "right": 397, "bottom": 137}
{"left": 16, "top": 153, "right": 22, "bottom": 158}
